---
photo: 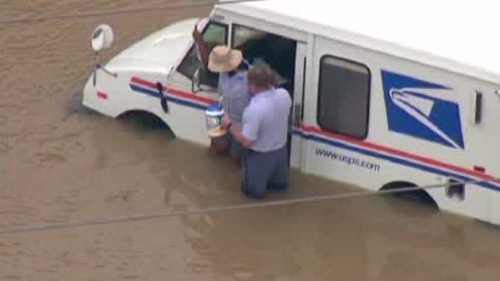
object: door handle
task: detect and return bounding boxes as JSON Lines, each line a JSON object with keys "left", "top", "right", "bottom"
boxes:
{"left": 293, "top": 103, "right": 302, "bottom": 127}
{"left": 157, "top": 82, "right": 169, "bottom": 113}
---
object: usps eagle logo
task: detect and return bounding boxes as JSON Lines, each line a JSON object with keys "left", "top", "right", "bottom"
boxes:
{"left": 381, "top": 70, "right": 465, "bottom": 149}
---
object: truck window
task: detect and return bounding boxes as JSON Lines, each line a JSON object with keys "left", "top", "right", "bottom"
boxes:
{"left": 177, "top": 22, "right": 228, "bottom": 89}
{"left": 317, "top": 56, "right": 370, "bottom": 139}
{"left": 231, "top": 24, "right": 297, "bottom": 93}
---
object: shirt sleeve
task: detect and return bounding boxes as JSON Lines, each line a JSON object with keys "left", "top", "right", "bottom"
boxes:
{"left": 242, "top": 106, "right": 261, "bottom": 142}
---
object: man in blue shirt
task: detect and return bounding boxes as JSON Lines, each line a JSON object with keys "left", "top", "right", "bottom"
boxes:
{"left": 222, "top": 64, "right": 292, "bottom": 199}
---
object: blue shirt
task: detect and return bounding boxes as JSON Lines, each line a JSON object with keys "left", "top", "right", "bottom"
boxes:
{"left": 242, "top": 88, "right": 292, "bottom": 152}
{"left": 219, "top": 69, "right": 251, "bottom": 126}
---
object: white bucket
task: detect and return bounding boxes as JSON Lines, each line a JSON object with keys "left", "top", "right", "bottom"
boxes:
{"left": 205, "top": 104, "right": 226, "bottom": 138}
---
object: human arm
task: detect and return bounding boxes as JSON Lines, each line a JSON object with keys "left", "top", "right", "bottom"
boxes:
{"left": 227, "top": 123, "right": 254, "bottom": 149}
{"left": 222, "top": 114, "right": 257, "bottom": 149}
{"left": 192, "top": 25, "right": 210, "bottom": 67}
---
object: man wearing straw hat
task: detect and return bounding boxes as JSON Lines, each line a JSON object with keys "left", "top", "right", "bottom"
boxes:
{"left": 221, "top": 64, "right": 292, "bottom": 199}
{"left": 193, "top": 27, "right": 251, "bottom": 165}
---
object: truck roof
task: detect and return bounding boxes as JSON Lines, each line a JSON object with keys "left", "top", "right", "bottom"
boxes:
{"left": 219, "top": 0, "right": 500, "bottom": 84}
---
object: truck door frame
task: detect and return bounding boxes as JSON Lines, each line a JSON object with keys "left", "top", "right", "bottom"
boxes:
{"left": 290, "top": 42, "right": 308, "bottom": 169}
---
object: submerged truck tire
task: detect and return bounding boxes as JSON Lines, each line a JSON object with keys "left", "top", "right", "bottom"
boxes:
{"left": 380, "top": 181, "right": 438, "bottom": 209}
{"left": 117, "top": 110, "right": 175, "bottom": 137}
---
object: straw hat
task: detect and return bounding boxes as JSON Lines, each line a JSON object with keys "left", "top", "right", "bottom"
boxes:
{"left": 208, "top": 45, "right": 243, "bottom": 73}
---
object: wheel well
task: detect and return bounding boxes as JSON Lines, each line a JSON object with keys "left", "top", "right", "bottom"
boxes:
{"left": 117, "top": 110, "right": 175, "bottom": 137}
{"left": 380, "top": 181, "right": 438, "bottom": 209}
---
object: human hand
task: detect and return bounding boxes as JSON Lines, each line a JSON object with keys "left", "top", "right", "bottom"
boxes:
{"left": 192, "top": 25, "right": 203, "bottom": 42}
{"left": 222, "top": 114, "right": 233, "bottom": 129}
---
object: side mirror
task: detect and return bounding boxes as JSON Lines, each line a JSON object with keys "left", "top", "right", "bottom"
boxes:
{"left": 192, "top": 67, "right": 202, "bottom": 93}
{"left": 91, "top": 24, "right": 117, "bottom": 86}
{"left": 91, "top": 24, "right": 115, "bottom": 52}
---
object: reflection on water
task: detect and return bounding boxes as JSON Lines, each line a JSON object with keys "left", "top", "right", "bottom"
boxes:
{"left": 1, "top": 1, "right": 500, "bottom": 280}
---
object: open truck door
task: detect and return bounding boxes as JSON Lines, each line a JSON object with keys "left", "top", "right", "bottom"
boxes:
{"left": 166, "top": 18, "right": 229, "bottom": 103}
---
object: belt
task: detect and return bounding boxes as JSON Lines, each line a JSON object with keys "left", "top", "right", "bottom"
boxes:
{"left": 247, "top": 149, "right": 263, "bottom": 155}
{"left": 248, "top": 146, "right": 286, "bottom": 155}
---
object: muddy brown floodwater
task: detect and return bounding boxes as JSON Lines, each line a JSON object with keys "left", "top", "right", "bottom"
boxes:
{"left": 1, "top": 1, "right": 500, "bottom": 280}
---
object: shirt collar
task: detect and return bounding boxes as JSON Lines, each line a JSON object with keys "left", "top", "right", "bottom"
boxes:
{"left": 227, "top": 60, "right": 250, "bottom": 78}
{"left": 252, "top": 88, "right": 275, "bottom": 101}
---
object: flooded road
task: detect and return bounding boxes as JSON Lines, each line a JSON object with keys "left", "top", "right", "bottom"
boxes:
{"left": 1, "top": 1, "right": 500, "bottom": 280}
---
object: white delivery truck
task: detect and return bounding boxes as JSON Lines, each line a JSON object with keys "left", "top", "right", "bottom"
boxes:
{"left": 83, "top": 0, "right": 500, "bottom": 224}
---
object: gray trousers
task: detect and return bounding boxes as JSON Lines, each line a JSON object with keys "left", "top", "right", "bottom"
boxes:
{"left": 241, "top": 146, "right": 289, "bottom": 199}
{"left": 226, "top": 133, "right": 243, "bottom": 159}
